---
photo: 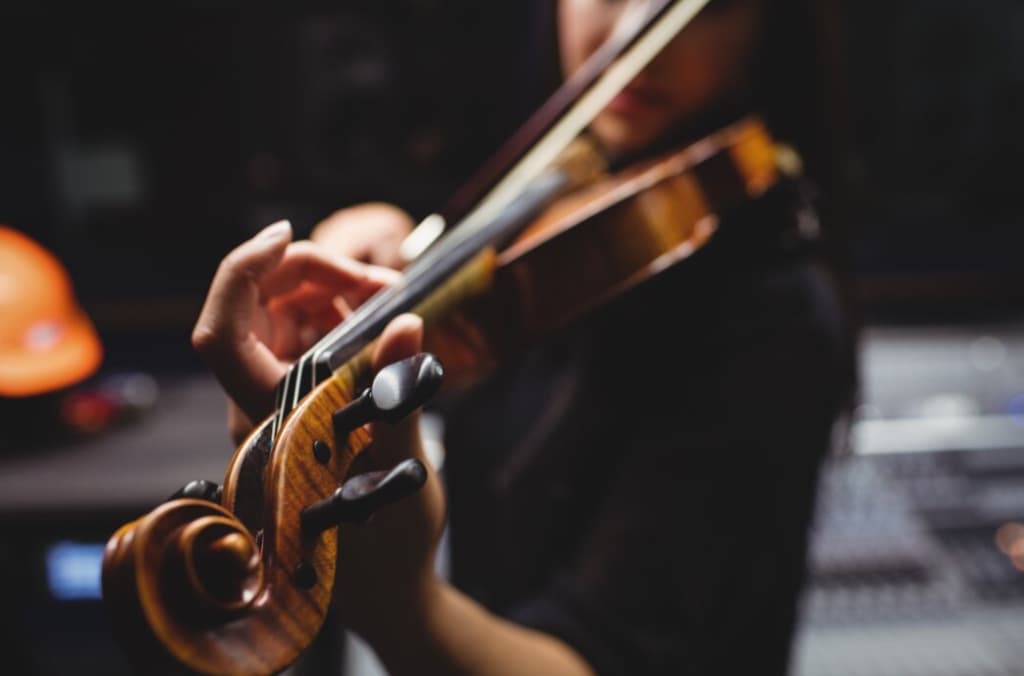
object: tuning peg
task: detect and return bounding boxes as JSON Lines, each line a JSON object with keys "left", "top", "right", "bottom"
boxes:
{"left": 332, "top": 353, "right": 444, "bottom": 439}
{"left": 301, "top": 458, "right": 427, "bottom": 534}
{"left": 169, "top": 479, "right": 223, "bottom": 504}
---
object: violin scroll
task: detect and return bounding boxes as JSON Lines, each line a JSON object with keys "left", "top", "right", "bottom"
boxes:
{"left": 101, "top": 499, "right": 268, "bottom": 674}
{"left": 101, "top": 351, "right": 442, "bottom": 675}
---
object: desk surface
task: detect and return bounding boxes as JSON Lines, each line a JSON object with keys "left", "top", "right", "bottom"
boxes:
{"left": 0, "top": 374, "right": 234, "bottom": 516}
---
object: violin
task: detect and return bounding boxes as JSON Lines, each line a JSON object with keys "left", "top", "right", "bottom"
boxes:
{"left": 101, "top": 1, "right": 783, "bottom": 673}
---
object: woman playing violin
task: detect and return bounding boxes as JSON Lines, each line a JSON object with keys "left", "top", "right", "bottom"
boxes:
{"left": 191, "top": 0, "right": 853, "bottom": 673}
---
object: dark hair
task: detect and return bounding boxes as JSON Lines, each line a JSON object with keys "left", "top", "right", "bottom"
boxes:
{"left": 753, "top": 0, "right": 859, "bottom": 407}
{"left": 753, "top": 0, "right": 848, "bottom": 225}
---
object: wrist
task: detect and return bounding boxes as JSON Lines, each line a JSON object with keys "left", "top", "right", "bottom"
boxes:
{"left": 350, "top": 569, "right": 443, "bottom": 649}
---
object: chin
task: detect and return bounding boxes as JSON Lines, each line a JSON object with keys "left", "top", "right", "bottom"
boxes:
{"left": 591, "top": 112, "right": 665, "bottom": 159}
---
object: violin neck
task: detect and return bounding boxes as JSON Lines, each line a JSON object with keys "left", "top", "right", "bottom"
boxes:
{"left": 269, "top": 168, "right": 572, "bottom": 436}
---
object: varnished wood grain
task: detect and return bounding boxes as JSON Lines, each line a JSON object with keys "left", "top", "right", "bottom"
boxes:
{"left": 101, "top": 350, "right": 377, "bottom": 675}
{"left": 430, "top": 116, "right": 779, "bottom": 374}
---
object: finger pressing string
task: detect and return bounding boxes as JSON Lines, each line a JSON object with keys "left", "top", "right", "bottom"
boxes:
{"left": 268, "top": 285, "right": 347, "bottom": 336}
{"left": 259, "top": 242, "right": 402, "bottom": 308}
{"left": 264, "top": 292, "right": 344, "bottom": 360}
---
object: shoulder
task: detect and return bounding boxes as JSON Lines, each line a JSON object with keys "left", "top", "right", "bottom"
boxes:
{"left": 598, "top": 178, "right": 849, "bottom": 353}
{"left": 582, "top": 180, "right": 855, "bottom": 418}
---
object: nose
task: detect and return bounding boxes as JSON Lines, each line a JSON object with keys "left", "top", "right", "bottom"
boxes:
{"left": 584, "top": 0, "right": 643, "bottom": 55}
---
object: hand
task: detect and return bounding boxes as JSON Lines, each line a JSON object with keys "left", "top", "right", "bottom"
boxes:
{"left": 191, "top": 219, "right": 446, "bottom": 632}
{"left": 215, "top": 205, "right": 415, "bottom": 441}
{"left": 332, "top": 313, "right": 447, "bottom": 635}
{"left": 191, "top": 220, "right": 399, "bottom": 440}
{"left": 311, "top": 202, "right": 415, "bottom": 268}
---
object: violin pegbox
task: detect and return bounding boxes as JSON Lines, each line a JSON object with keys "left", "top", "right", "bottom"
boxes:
{"left": 296, "top": 353, "right": 442, "bottom": 536}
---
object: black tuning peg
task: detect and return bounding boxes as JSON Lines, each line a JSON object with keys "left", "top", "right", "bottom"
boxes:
{"left": 332, "top": 353, "right": 443, "bottom": 439}
{"left": 169, "top": 479, "right": 223, "bottom": 504}
{"left": 301, "top": 458, "right": 428, "bottom": 534}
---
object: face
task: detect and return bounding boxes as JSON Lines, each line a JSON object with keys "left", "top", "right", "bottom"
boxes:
{"left": 558, "top": 0, "right": 764, "bottom": 156}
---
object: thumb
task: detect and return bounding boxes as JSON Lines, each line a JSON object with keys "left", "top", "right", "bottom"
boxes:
{"left": 367, "top": 313, "right": 427, "bottom": 467}
{"left": 193, "top": 220, "right": 293, "bottom": 419}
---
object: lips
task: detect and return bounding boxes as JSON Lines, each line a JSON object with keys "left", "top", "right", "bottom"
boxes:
{"left": 606, "top": 82, "right": 673, "bottom": 116}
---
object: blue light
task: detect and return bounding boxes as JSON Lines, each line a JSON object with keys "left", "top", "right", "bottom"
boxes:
{"left": 1007, "top": 393, "right": 1024, "bottom": 427}
{"left": 45, "top": 541, "right": 105, "bottom": 601}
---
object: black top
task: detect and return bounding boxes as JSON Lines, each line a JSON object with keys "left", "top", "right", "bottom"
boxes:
{"left": 439, "top": 177, "right": 853, "bottom": 675}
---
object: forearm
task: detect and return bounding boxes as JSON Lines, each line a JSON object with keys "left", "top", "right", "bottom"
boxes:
{"left": 357, "top": 576, "right": 594, "bottom": 676}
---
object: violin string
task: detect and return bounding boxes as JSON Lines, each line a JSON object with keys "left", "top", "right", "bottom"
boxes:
{"left": 273, "top": 0, "right": 714, "bottom": 426}
{"left": 316, "top": 169, "right": 569, "bottom": 375}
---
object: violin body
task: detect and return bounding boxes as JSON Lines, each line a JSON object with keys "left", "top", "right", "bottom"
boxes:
{"left": 427, "top": 117, "right": 778, "bottom": 385}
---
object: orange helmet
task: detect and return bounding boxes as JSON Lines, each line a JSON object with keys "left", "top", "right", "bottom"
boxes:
{"left": 0, "top": 226, "right": 103, "bottom": 397}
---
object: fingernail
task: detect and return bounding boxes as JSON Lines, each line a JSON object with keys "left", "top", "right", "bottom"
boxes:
{"left": 397, "top": 313, "right": 424, "bottom": 330}
{"left": 257, "top": 219, "right": 292, "bottom": 242}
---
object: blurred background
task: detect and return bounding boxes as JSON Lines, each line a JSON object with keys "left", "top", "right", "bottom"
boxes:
{"left": 1, "top": 1, "right": 1024, "bottom": 675}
